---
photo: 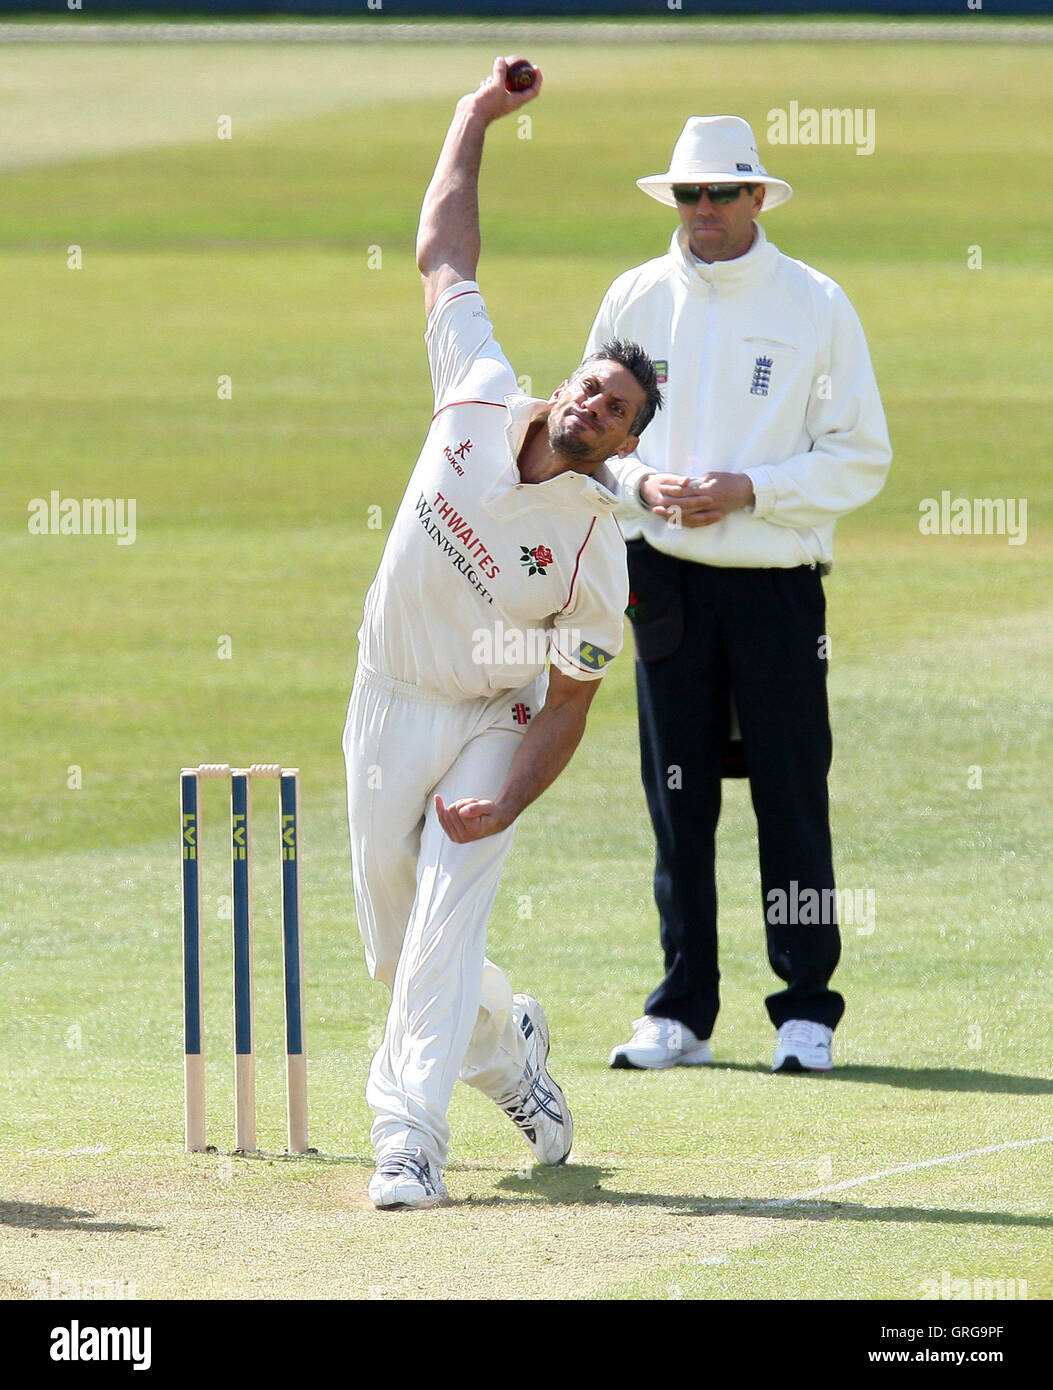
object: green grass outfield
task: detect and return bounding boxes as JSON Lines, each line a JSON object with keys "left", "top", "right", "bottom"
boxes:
{"left": 2, "top": 38, "right": 1050, "bottom": 1308}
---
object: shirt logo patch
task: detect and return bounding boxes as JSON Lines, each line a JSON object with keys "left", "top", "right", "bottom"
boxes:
{"left": 511, "top": 702, "right": 532, "bottom": 726}
{"left": 520, "top": 543, "right": 553, "bottom": 576}
{"left": 574, "top": 641, "right": 614, "bottom": 671}
{"left": 653, "top": 359, "right": 668, "bottom": 384}
{"left": 750, "top": 356, "right": 773, "bottom": 396}
{"left": 442, "top": 438, "right": 473, "bottom": 477}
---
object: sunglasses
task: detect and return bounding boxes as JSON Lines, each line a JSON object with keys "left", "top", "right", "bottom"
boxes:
{"left": 672, "top": 183, "right": 752, "bottom": 206}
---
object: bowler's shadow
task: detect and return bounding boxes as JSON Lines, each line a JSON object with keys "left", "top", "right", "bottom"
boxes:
{"left": 0, "top": 1201, "right": 161, "bottom": 1234}
{"left": 491, "top": 1165, "right": 1052, "bottom": 1229}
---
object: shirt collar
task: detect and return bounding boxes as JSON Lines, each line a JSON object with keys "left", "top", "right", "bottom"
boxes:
{"left": 502, "top": 394, "right": 620, "bottom": 513}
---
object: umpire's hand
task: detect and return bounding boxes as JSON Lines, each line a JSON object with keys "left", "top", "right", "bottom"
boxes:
{"left": 641, "top": 471, "right": 755, "bottom": 526}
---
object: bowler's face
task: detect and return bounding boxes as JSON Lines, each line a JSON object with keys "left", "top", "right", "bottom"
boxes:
{"left": 547, "top": 361, "right": 645, "bottom": 471}
{"left": 677, "top": 184, "right": 765, "bottom": 263}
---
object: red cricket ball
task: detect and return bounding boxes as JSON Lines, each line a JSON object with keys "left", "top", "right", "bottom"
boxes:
{"left": 505, "top": 61, "right": 536, "bottom": 93}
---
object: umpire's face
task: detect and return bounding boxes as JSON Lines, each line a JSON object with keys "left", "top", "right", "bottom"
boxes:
{"left": 546, "top": 360, "right": 645, "bottom": 472}
{"left": 677, "top": 183, "right": 765, "bottom": 263}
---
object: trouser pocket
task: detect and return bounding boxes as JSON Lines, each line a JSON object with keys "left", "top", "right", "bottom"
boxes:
{"left": 626, "top": 538, "right": 684, "bottom": 663}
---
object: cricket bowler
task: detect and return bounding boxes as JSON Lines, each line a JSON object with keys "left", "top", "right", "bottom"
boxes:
{"left": 343, "top": 56, "right": 662, "bottom": 1210}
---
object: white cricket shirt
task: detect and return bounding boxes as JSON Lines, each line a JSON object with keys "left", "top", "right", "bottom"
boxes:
{"left": 358, "top": 281, "right": 628, "bottom": 701}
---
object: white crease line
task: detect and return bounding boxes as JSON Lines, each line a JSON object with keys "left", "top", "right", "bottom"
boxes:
{"left": 764, "top": 1134, "right": 1053, "bottom": 1207}
{"left": 24, "top": 1146, "right": 111, "bottom": 1156}
{"left": 18, "top": 1134, "right": 1053, "bottom": 1204}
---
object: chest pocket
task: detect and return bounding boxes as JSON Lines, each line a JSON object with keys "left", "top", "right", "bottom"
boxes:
{"left": 739, "top": 335, "right": 798, "bottom": 403}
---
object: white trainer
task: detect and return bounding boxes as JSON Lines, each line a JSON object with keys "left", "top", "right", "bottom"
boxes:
{"left": 609, "top": 1015, "right": 713, "bottom": 1070}
{"left": 368, "top": 1147, "right": 449, "bottom": 1210}
{"left": 772, "top": 1020, "right": 834, "bottom": 1073}
{"left": 497, "top": 995, "right": 573, "bottom": 1166}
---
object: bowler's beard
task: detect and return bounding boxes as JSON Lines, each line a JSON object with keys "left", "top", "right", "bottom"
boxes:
{"left": 547, "top": 413, "right": 597, "bottom": 464}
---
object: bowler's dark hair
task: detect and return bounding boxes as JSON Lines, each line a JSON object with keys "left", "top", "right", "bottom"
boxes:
{"left": 578, "top": 339, "right": 663, "bottom": 436}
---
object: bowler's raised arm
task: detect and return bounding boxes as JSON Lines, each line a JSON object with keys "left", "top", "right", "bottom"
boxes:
{"left": 416, "top": 55, "right": 541, "bottom": 317}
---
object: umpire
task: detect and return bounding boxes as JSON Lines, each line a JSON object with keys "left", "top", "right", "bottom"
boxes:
{"left": 591, "top": 116, "right": 892, "bottom": 1074}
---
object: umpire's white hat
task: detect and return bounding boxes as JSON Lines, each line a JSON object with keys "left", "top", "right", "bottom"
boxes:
{"left": 636, "top": 116, "right": 793, "bottom": 211}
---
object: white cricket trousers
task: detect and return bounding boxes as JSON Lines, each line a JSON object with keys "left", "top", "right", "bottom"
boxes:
{"left": 343, "top": 662, "right": 544, "bottom": 1169}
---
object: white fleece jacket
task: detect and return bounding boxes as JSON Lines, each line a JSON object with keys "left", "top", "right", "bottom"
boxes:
{"left": 588, "top": 223, "right": 892, "bottom": 569}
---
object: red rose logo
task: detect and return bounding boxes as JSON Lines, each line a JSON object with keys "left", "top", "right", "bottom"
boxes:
{"left": 520, "top": 544, "right": 552, "bottom": 577}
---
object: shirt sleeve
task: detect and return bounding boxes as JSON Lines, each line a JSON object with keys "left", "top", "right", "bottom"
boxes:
{"left": 424, "top": 280, "right": 518, "bottom": 414}
{"left": 604, "top": 454, "right": 658, "bottom": 517}
{"left": 549, "top": 519, "right": 628, "bottom": 683}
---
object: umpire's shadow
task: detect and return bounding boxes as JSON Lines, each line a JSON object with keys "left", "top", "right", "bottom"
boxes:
{"left": 709, "top": 1062, "right": 1053, "bottom": 1095}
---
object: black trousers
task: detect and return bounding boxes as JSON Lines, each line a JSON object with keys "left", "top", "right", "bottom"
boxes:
{"left": 628, "top": 539, "right": 845, "bottom": 1039}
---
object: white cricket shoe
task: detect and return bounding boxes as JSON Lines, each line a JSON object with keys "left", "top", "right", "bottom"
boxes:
{"left": 772, "top": 1020, "right": 834, "bottom": 1073}
{"left": 498, "top": 995, "right": 573, "bottom": 1166}
{"left": 368, "top": 1147, "right": 449, "bottom": 1210}
{"left": 609, "top": 1015, "right": 713, "bottom": 1070}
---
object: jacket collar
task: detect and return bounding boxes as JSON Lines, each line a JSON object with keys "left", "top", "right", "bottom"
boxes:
{"left": 671, "top": 220, "right": 776, "bottom": 288}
